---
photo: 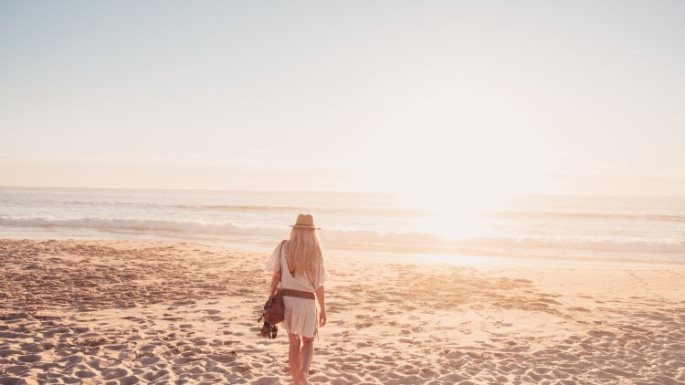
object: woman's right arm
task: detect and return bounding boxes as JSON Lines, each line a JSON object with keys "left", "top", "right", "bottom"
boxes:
{"left": 266, "top": 241, "right": 284, "bottom": 297}
{"left": 269, "top": 271, "right": 280, "bottom": 297}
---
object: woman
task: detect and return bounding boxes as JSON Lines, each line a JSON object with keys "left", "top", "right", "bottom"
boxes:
{"left": 265, "top": 214, "right": 327, "bottom": 385}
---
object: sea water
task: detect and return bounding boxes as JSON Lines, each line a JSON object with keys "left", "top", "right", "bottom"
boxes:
{"left": 1, "top": 186, "right": 683, "bottom": 263}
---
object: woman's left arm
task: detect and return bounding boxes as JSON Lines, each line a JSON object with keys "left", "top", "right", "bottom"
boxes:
{"left": 316, "top": 285, "right": 326, "bottom": 327}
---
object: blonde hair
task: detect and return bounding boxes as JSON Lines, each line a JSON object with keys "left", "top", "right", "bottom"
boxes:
{"left": 285, "top": 226, "right": 324, "bottom": 286}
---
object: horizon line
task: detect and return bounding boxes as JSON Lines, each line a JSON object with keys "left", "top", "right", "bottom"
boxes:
{"left": 2, "top": 184, "right": 684, "bottom": 198}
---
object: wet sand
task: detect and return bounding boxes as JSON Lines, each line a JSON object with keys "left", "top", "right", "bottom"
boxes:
{"left": 1, "top": 239, "right": 684, "bottom": 384}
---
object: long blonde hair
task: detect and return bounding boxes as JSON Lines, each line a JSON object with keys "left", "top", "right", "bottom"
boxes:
{"left": 285, "top": 226, "right": 324, "bottom": 286}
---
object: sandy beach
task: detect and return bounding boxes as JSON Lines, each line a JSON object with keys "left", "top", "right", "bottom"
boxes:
{"left": 1, "top": 239, "right": 684, "bottom": 385}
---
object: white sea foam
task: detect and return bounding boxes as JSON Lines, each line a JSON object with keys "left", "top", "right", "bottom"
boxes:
{"left": 1, "top": 215, "right": 683, "bottom": 261}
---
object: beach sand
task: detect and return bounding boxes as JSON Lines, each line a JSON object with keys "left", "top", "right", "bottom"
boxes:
{"left": 1, "top": 239, "right": 684, "bottom": 385}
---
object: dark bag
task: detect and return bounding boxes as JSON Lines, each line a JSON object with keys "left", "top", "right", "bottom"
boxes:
{"left": 258, "top": 241, "right": 286, "bottom": 337}
{"left": 259, "top": 295, "right": 280, "bottom": 338}
{"left": 264, "top": 290, "right": 285, "bottom": 324}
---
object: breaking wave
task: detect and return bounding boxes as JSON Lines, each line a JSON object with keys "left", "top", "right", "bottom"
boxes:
{"left": 2, "top": 215, "right": 683, "bottom": 259}
{"left": 492, "top": 211, "right": 685, "bottom": 223}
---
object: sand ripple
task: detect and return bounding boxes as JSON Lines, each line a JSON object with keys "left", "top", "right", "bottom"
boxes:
{"left": 1, "top": 239, "right": 684, "bottom": 384}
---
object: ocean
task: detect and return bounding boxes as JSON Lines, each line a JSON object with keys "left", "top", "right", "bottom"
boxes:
{"left": 1, "top": 186, "right": 684, "bottom": 264}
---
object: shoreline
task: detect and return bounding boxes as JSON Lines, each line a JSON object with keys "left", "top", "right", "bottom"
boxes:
{"left": 2, "top": 232, "right": 684, "bottom": 271}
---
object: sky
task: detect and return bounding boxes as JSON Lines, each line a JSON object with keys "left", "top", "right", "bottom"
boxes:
{"left": 1, "top": 0, "right": 684, "bottom": 195}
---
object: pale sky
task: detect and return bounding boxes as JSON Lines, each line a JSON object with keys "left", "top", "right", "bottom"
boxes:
{"left": 1, "top": 1, "right": 684, "bottom": 195}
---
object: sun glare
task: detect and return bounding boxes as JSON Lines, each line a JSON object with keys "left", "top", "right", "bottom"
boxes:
{"left": 378, "top": 128, "right": 529, "bottom": 241}
{"left": 402, "top": 187, "right": 499, "bottom": 240}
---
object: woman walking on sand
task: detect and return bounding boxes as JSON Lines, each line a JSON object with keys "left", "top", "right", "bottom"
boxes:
{"left": 265, "top": 214, "right": 327, "bottom": 385}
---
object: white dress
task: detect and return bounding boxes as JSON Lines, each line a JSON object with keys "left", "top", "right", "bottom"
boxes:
{"left": 265, "top": 240, "right": 326, "bottom": 338}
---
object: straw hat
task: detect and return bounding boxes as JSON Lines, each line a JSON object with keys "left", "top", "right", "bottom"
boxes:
{"left": 291, "top": 214, "right": 320, "bottom": 229}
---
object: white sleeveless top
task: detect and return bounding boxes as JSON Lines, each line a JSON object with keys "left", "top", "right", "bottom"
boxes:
{"left": 264, "top": 240, "right": 326, "bottom": 291}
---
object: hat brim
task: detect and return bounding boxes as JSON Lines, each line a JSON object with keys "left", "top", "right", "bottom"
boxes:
{"left": 290, "top": 225, "right": 320, "bottom": 230}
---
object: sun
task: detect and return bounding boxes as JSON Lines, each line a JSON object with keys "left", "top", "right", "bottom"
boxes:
{"left": 402, "top": 187, "right": 500, "bottom": 240}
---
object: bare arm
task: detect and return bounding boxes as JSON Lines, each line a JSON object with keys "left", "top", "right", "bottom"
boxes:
{"left": 269, "top": 271, "right": 280, "bottom": 297}
{"left": 316, "top": 285, "right": 326, "bottom": 327}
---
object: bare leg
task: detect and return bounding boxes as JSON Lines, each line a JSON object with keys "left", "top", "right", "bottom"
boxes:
{"left": 300, "top": 336, "right": 314, "bottom": 384}
{"left": 288, "top": 334, "right": 302, "bottom": 385}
